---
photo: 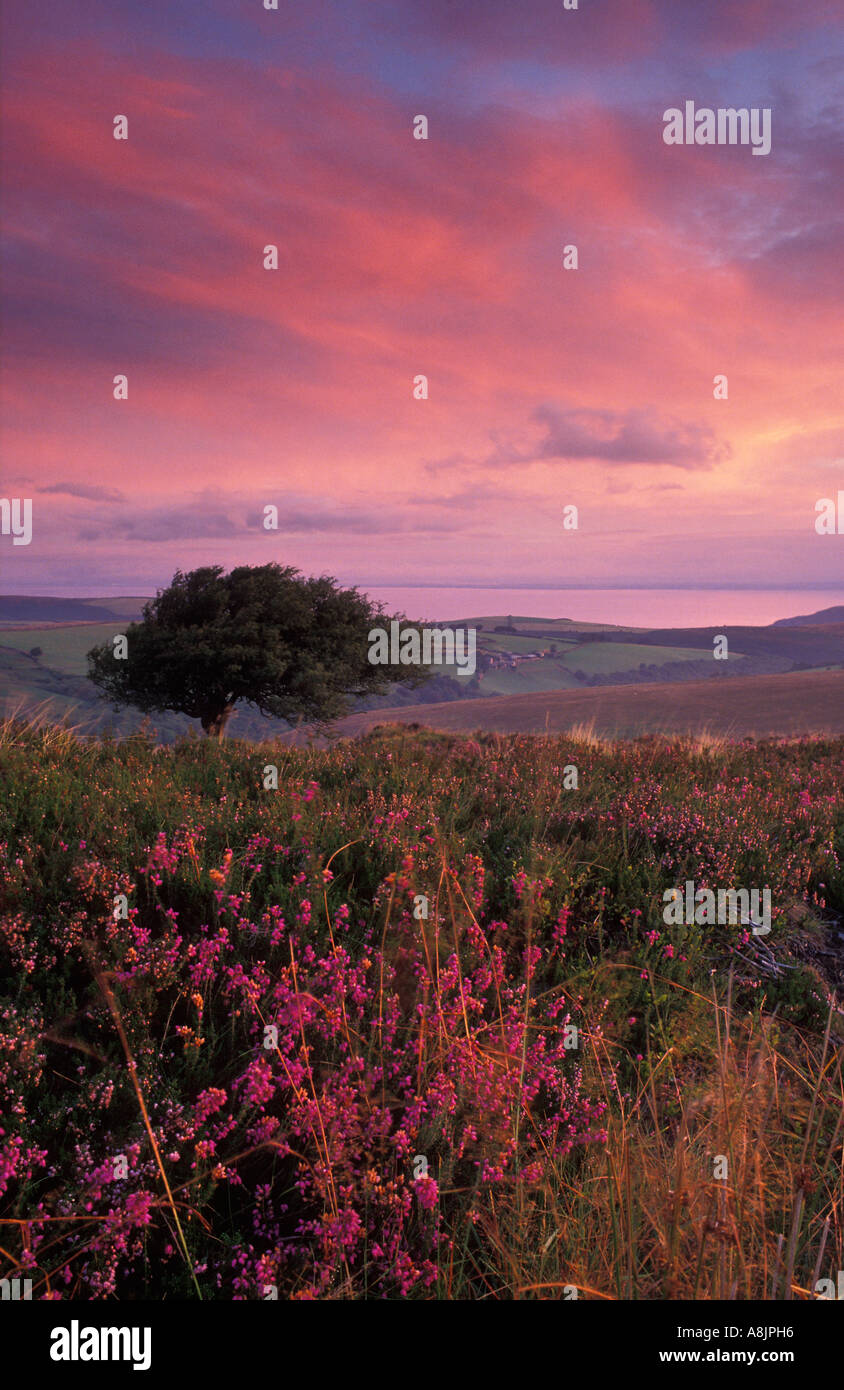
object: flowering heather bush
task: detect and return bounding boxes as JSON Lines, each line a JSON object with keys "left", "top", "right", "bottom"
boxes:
{"left": 0, "top": 721, "right": 842, "bottom": 1299}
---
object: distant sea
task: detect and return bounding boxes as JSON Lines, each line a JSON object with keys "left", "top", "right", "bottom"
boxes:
{"left": 363, "top": 588, "right": 844, "bottom": 629}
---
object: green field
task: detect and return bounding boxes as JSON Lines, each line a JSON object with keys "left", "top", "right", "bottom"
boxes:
{"left": 474, "top": 641, "right": 735, "bottom": 695}
{"left": 0, "top": 643, "right": 193, "bottom": 739}
{"left": 480, "top": 632, "right": 579, "bottom": 654}
{"left": 558, "top": 640, "right": 739, "bottom": 674}
{"left": 477, "top": 660, "right": 583, "bottom": 695}
{"left": 0, "top": 622, "right": 125, "bottom": 675}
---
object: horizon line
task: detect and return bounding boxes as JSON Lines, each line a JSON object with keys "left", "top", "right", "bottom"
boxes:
{"left": 2, "top": 583, "right": 844, "bottom": 599}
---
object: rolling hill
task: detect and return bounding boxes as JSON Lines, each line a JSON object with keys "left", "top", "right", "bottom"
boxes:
{"left": 1, "top": 598, "right": 842, "bottom": 742}
{"left": 772, "top": 606, "right": 844, "bottom": 626}
{"left": 623, "top": 623, "right": 844, "bottom": 666}
{"left": 0, "top": 595, "right": 147, "bottom": 625}
{"left": 282, "top": 670, "right": 844, "bottom": 743}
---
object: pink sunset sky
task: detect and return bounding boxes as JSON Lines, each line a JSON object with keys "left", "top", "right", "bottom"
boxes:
{"left": 1, "top": 0, "right": 842, "bottom": 597}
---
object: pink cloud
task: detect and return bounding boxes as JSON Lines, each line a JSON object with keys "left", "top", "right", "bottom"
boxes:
{"left": 2, "top": 42, "right": 842, "bottom": 589}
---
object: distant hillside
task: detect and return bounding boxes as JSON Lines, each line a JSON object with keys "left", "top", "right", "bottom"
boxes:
{"left": 2, "top": 600, "right": 842, "bottom": 742}
{"left": 285, "top": 670, "right": 844, "bottom": 743}
{"left": 771, "top": 606, "right": 844, "bottom": 627}
{"left": 0, "top": 595, "right": 147, "bottom": 625}
{"left": 622, "top": 623, "right": 844, "bottom": 667}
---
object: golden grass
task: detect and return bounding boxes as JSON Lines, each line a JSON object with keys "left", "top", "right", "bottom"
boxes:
{"left": 464, "top": 975, "right": 843, "bottom": 1300}
{"left": 314, "top": 670, "right": 844, "bottom": 742}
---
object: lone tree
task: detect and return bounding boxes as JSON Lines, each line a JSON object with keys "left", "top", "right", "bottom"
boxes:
{"left": 87, "top": 563, "right": 421, "bottom": 738}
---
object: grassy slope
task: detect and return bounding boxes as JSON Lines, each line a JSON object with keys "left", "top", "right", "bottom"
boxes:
{"left": 0, "top": 596, "right": 147, "bottom": 623}
{"left": 634, "top": 622, "right": 844, "bottom": 665}
{"left": 480, "top": 632, "right": 579, "bottom": 653}
{"left": 80, "top": 597, "right": 148, "bottom": 618}
{"left": 0, "top": 610, "right": 840, "bottom": 743}
{"left": 476, "top": 660, "right": 584, "bottom": 695}
{"left": 298, "top": 670, "right": 844, "bottom": 742}
{"left": 0, "top": 622, "right": 124, "bottom": 675}
{"left": 475, "top": 642, "right": 734, "bottom": 696}
{"left": 0, "top": 645, "right": 195, "bottom": 740}
{"left": 557, "top": 640, "right": 724, "bottom": 673}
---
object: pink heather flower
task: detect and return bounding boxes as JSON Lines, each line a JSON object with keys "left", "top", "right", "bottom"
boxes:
{"left": 236, "top": 1057, "right": 275, "bottom": 1109}
{"left": 524, "top": 944, "right": 542, "bottom": 973}
{"left": 123, "top": 1190, "right": 155, "bottom": 1227}
{"left": 194, "top": 1087, "right": 228, "bottom": 1122}
{"left": 511, "top": 869, "right": 528, "bottom": 902}
{"left": 553, "top": 906, "right": 570, "bottom": 948}
{"left": 663, "top": 944, "right": 675, "bottom": 959}
{"left": 413, "top": 1175, "right": 439, "bottom": 1211}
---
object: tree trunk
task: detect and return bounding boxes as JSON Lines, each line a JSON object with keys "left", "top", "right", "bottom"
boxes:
{"left": 201, "top": 704, "right": 235, "bottom": 739}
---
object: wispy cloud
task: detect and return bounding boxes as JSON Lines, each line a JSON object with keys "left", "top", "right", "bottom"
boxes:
{"left": 40, "top": 482, "right": 126, "bottom": 502}
{"left": 79, "top": 508, "right": 241, "bottom": 543}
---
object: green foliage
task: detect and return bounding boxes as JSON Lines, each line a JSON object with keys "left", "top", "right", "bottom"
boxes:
{"left": 87, "top": 564, "right": 425, "bottom": 735}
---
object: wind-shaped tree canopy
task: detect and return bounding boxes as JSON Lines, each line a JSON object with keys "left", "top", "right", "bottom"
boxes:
{"left": 87, "top": 563, "right": 417, "bottom": 736}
